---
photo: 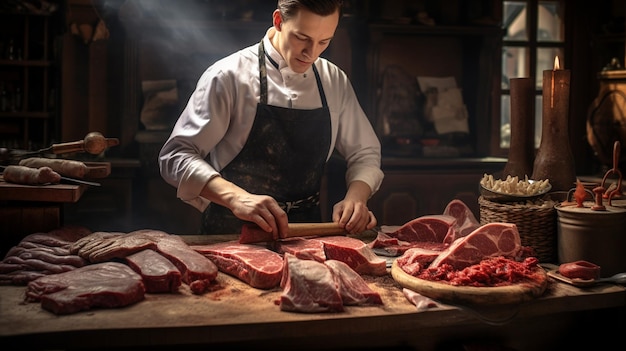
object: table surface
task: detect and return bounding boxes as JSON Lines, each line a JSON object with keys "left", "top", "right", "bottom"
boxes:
{"left": 1, "top": 235, "right": 625, "bottom": 350}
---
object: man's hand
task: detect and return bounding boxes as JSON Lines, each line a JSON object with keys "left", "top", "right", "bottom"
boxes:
{"left": 201, "top": 176, "right": 289, "bottom": 239}
{"left": 332, "top": 180, "right": 377, "bottom": 234}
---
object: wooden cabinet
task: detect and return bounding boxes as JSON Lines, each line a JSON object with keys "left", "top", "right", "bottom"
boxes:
{"left": 0, "top": 10, "right": 60, "bottom": 151}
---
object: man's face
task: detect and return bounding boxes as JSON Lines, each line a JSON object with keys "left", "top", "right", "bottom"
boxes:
{"left": 274, "top": 8, "right": 339, "bottom": 74}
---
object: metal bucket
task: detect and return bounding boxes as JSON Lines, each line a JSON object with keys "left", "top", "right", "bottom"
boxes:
{"left": 556, "top": 202, "right": 626, "bottom": 277}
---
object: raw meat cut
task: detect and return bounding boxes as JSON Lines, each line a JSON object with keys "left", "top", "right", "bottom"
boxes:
{"left": 273, "top": 237, "right": 326, "bottom": 262}
{"left": 385, "top": 215, "right": 457, "bottom": 244}
{"left": 395, "top": 247, "right": 443, "bottom": 275}
{"left": 69, "top": 230, "right": 219, "bottom": 293}
{"left": 25, "top": 262, "right": 145, "bottom": 315}
{"left": 367, "top": 232, "right": 448, "bottom": 256}
{"left": 192, "top": 241, "right": 283, "bottom": 289}
{"left": 402, "top": 288, "right": 438, "bottom": 311}
{"left": 429, "top": 222, "right": 522, "bottom": 269}
{"left": 155, "top": 235, "right": 219, "bottom": 288}
{"left": 317, "top": 236, "right": 388, "bottom": 276}
{"left": 0, "top": 226, "right": 92, "bottom": 285}
{"left": 443, "top": 199, "right": 480, "bottom": 237}
{"left": 125, "top": 249, "right": 182, "bottom": 293}
{"left": 274, "top": 236, "right": 387, "bottom": 276}
{"left": 280, "top": 253, "right": 344, "bottom": 313}
{"left": 324, "top": 260, "right": 383, "bottom": 306}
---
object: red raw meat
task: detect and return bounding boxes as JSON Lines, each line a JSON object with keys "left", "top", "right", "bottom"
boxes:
{"left": 443, "top": 199, "right": 480, "bottom": 237}
{"left": 192, "top": 241, "right": 283, "bottom": 289}
{"left": 273, "top": 237, "right": 326, "bottom": 262}
{"left": 395, "top": 247, "right": 444, "bottom": 275}
{"left": 274, "top": 236, "right": 387, "bottom": 276}
{"left": 386, "top": 215, "right": 457, "bottom": 244}
{"left": 429, "top": 222, "right": 522, "bottom": 270}
{"left": 125, "top": 249, "right": 182, "bottom": 293}
{"left": 280, "top": 253, "right": 344, "bottom": 313}
{"left": 155, "top": 235, "right": 218, "bottom": 288}
{"left": 324, "top": 260, "right": 383, "bottom": 306}
{"left": 367, "top": 232, "right": 448, "bottom": 256}
{"left": 317, "top": 236, "right": 387, "bottom": 276}
{"left": 25, "top": 262, "right": 145, "bottom": 315}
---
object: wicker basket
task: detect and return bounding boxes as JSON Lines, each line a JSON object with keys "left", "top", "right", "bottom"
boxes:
{"left": 478, "top": 196, "right": 557, "bottom": 263}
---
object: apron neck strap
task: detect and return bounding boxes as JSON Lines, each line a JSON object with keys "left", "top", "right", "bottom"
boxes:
{"left": 258, "top": 39, "right": 328, "bottom": 108}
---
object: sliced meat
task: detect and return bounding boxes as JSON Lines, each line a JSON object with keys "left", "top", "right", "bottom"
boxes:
{"left": 396, "top": 247, "right": 444, "bottom": 275}
{"left": 317, "top": 236, "right": 388, "bottom": 276}
{"left": 69, "top": 230, "right": 219, "bottom": 293}
{"left": 367, "top": 231, "right": 448, "bottom": 257}
{"left": 274, "top": 236, "right": 387, "bottom": 276}
{"left": 402, "top": 288, "right": 438, "bottom": 311}
{"left": 273, "top": 237, "right": 326, "bottom": 262}
{"left": 2, "top": 165, "right": 61, "bottom": 185}
{"left": 386, "top": 215, "right": 458, "bottom": 244}
{"left": 324, "top": 260, "right": 383, "bottom": 306}
{"left": 25, "top": 262, "right": 145, "bottom": 315}
{"left": 125, "top": 249, "right": 182, "bottom": 293}
{"left": 155, "top": 235, "right": 218, "bottom": 290}
{"left": 192, "top": 241, "right": 283, "bottom": 289}
{"left": 69, "top": 230, "right": 168, "bottom": 263}
{"left": 279, "top": 253, "right": 344, "bottom": 313}
{"left": 443, "top": 199, "right": 480, "bottom": 237}
{"left": 429, "top": 222, "right": 522, "bottom": 270}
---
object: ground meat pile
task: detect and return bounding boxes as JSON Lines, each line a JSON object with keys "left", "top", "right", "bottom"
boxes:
{"left": 416, "top": 256, "right": 541, "bottom": 287}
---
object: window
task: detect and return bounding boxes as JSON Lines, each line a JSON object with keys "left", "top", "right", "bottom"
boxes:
{"left": 500, "top": 0, "right": 565, "bottom": 150}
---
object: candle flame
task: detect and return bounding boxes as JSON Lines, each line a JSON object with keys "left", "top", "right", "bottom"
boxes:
{"left": 553, "top": 56, "right": 560, "bottom": 70}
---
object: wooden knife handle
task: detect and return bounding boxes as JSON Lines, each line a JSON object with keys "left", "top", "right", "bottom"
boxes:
{"left": 284, "top": 222, "right": 346, "bottom": 238}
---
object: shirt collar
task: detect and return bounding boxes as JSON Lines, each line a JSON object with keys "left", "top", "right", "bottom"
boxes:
{"left": 263, "top": 28, "right": 313, "bottom": 77}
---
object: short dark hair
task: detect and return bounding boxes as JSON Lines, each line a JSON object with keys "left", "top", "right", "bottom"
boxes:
{"left": 277, "top": 0, "right": 343, "bottom": 21}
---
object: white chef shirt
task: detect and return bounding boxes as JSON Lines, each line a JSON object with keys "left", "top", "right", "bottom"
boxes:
{"left": 158, "top": 29, "right": 384, "bottom": 212}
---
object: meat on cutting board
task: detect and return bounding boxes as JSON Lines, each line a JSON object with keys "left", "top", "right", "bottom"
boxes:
{"left": 395, "top": 247, "right": 444, "bottom": 275}
{"left": 275, "top": 236, "right": 387, "bottom": 276}
{"left": 317, "top": 236, "right": 388, "bottom": 276}
{"left": 192, "top": 241, "right": 283, "bottom": 289}
{"left": 25, "top": 261, "right": 145, "bottom": 315}
{"left": 279, "top": 253, "right": 344, "bottom": 313}
{"left": 69, "top": 229, "right": 219, "bottom": 293}
{"left": 385, "top": 215, "right": 458, "bottom": 244}
{"left": 279, "top": 254, "right": 383, "bottom": 313}
{"left": 367, "top": 231, "right": 448, "bottom": 257}
{"left": 272, "top": 237, "right": 326, "bottom": 262}
{"left": 0, "top": 226, "right": 92, "bottom": 285}
{"left": 429, "top": 222, "right": 522, "bottom": 270}
{"left": 324, "top": 260, "right": 383, "bottom": 306}
{"left": 125, "top": 249, "right": 182, "bottom": 293}
{"left": 443, "top": 199, "right": 480, "bottom": 237}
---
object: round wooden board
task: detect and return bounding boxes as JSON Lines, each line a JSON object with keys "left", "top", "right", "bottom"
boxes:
{"left": 391, "top": 260, "right": 548, "bottom": 305}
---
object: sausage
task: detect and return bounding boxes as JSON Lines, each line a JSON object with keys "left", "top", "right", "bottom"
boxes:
{"left": 559, "top": 260, "right": 601, "bottom": 280}
{"left": 2, "top": 165, "right": 61, "bottom": 185}
{"left": 19, "top": 157, "right": 88, "bottom": 178}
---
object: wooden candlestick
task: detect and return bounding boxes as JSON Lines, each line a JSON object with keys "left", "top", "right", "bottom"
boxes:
{"left": 503, "top": 77, "right": 535, "bottom": 179}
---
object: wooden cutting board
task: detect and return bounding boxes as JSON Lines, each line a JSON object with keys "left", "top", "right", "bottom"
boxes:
{"left": 390, "top": 260, "right": 548, "bottom": 305}
{"left": 0, "top": 177, "right": 86, "bottom": 203}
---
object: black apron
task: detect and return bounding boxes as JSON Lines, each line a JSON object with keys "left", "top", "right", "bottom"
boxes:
{"left": 201, "top": 40, "right": 332, "bottom": 234}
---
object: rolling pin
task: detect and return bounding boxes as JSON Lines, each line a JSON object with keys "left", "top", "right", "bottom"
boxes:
{"left": 238, "top": 222, "right": 346, "bottom": 244}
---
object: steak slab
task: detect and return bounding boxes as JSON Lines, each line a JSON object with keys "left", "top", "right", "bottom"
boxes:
{"left": 192, "top": 241, "right": 283, "bottom": 289}
{"left": 429, "top": 222, "right": 522, "bottom": 269}
{"left": 125, "top": 249, "right": 182, "bottom": 293}
{"left": 25, "top": 262, "right": 145, "bottom": 315}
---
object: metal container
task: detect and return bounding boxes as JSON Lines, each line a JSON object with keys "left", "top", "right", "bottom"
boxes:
{"left": 556, "top": 201, "right": 626, "bottom": 277}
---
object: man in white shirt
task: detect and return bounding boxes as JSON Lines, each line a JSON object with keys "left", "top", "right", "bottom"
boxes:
{"left": 159, "top": 0, "right": 383, "bottom": 237}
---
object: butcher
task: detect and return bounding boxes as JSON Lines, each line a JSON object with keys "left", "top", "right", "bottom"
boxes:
{"left": 159, "top": 0, "right": 384, "bottom": 237}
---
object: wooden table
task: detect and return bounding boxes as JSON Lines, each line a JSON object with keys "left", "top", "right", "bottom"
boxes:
{"left": 1, "top": 235, "right": 625, "bottom": 351}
